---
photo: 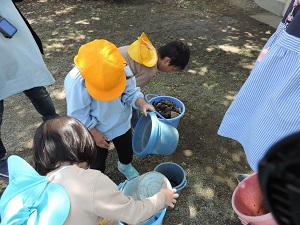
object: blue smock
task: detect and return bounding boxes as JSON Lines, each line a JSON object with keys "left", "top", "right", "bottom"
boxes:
{"left": 64, "top": 66, "right": 143, "bottom": 140}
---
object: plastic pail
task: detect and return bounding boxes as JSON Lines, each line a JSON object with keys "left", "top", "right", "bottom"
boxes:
{"left": 232, "top": 173, "right": 278, "bottom": 225}
{"left": 119, "top": 171, "right": 172, "bottom": 202}
{"left": 154, "top": 162, "right": 187, "bottom": 194}
{"left": 132, "top": 112, "right": 179, "bottom": 156}
{"left": 118, "top": 173, "right": 169, "bottom": 225}
{"left": 145, "top": 94, "right": 185, "bottom": 128}
{"left": 117, "top": 208, "right": 166, "bottom": 225}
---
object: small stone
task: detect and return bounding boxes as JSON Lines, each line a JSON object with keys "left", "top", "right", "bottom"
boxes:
{"left": 171, "top": 111, "right": 180, "bottom": 118}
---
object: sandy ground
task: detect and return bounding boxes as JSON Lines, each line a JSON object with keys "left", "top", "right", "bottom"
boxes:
{"left": 1, "top": 0, "right": 278, "bottom": 224}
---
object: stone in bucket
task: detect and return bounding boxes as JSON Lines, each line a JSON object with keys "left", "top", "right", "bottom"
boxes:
{"left": 145, "top": 94, "right": 185, "bottom": 128}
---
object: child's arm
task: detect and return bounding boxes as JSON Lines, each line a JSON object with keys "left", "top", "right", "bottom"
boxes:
{"left": 135, "top": 97, "right": 155, "bottom": 116}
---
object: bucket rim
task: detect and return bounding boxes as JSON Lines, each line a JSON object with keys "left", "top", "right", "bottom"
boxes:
{"left": 231, "top": 173, "right": 275, "bottom": 222}
{"left": 154, "top": 162, "right": 186, "bottom": 188}
{"left": 133, "top": 112, "right": 161, "bottom": 156}
{"left": 145, "top": 94, "right": 185, "bottom": 122}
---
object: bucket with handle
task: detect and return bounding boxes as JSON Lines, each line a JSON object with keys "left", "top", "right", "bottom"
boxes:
{"left": 231, "top": 173, "right": 278, "bottom": 225}
{"left": 154, "top": 162, "right": 187, "bottom": 194}
{"left": 145, "top": 94, "right": 185, "bottom": 128}
{"left": 118, "top": 171, "right": 171, "bottom": 225}
{"left": 132, "top": 111, "right": 179, "bottom": 156}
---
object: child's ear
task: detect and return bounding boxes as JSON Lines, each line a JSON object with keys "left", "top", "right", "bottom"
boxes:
{"left": 162, "top": 57, "right": 171, "bottom": 65}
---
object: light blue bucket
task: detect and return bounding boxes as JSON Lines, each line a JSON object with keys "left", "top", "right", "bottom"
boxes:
{"left": 118, "top": 172, "right": 170, "bottom": 225}
{"left": 132, "top": 111, "right": 179, "bottom": 157}
{"left": 145, "top": 94, "right": 185, "bottom": 128}
{"left": 154, "top": 162, "right": 187, "bottom": 194}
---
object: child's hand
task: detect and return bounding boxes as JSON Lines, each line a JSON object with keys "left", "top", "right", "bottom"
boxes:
{"left": 140, "top": 103, "right": 155, "bottom": 116}
{"left": 135, "top": 98, "right": 155, "bottom": 116}
{"left": 159, "top": 178, "right": 179, "bottom": 208}
{"left": 90, "top": 128, "right": 110, "bottom": 149}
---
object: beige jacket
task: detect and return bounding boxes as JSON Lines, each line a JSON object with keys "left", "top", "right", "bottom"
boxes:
{"left": 118, "top": 46, "right": 158, "bottom": 88}
{"left": 47, "top": 165, "right": 165, "bottom": 225}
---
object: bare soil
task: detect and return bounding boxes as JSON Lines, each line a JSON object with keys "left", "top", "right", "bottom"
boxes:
{"left": 2, "top": 0, "right": 276, "bottom": 224}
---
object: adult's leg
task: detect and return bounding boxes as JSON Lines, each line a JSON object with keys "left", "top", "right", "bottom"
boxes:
{"left": 0, "top": 100, "right": 6, "bottom": 159}
{"left": 90, "top": 146, "right": 108, "bottom": 173}
{"left": 23, "top": 86, "right": 58, "bottom": 121}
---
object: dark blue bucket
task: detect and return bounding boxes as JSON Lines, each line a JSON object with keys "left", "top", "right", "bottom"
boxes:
{"left": 154, "top": 162, "right": 187, "bottom": 194}
{"left": 145, "top": 94, "right": 185, "bottom": 128}
{"left": 132, "top": 112, "right": 179, "bottom": 157}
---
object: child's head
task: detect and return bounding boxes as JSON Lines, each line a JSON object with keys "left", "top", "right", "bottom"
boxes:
{"left": 157, "top": 40, "right": 190, "bottom": 72}
{"left": 33, "top": 116, "right": 96, "bottom": 175}
{"left": 128, "top": 33, "right": 190, "bottom": 72}
{"left": 74, "top": 39, "right": 127, "bottom": 102}
{"left": 258, "top": 131, "right": 300, "bottom": 225}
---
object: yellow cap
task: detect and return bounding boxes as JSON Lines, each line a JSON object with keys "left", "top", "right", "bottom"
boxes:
{"left": 74, "top": 39, "right": 127, "bottom": 102}
{"left": 128, "top": 32, "right": 158, "bottom": 67}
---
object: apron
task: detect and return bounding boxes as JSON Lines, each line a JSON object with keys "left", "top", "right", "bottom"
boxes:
{"left": 0, "top": 0, "right": 54, "bottom": 100}
{"left": 218, "top": 20, "right": 300, "bottom": 171}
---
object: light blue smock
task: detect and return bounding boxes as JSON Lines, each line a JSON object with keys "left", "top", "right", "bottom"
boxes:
{"left": 64, "top": 66, "right": 143, "bottom": 140}
{"left": 218, "top": 22, "right": 300, "bottom": 172}
{"left": 0, "top": 0, "right": 55, "bottom": 100}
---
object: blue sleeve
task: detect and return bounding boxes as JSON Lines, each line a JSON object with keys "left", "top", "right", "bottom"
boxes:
{"left": 121, "top": 66, "right": 144, "bottom": 109}
{"left": 64, "top": 68, "right": 98, "bottom": 130}
{"left": 122, "top": 77, "right": 144, "bottom": 109}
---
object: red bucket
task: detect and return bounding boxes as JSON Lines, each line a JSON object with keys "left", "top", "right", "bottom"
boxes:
{"left": 231, "top": 173, "right": 278, "bottom": 225}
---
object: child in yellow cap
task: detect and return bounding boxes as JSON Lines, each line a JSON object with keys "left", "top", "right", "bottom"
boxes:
{"left": 64, "top": 39, "right": 155, "bottom": 179}
{"left": 118, "top": 32, "right": 191, "bottom": 127}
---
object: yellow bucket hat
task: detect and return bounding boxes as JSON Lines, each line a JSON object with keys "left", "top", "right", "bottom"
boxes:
{"left": 128, "top": 32, "right": 158, "bottom": 67}
{"left": 74, "top": 39, "right": 127, "bottom": 102}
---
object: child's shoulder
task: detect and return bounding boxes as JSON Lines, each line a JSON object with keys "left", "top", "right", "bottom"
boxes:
{"left": 64, "top": 66, "right": 85, "bottom": 89}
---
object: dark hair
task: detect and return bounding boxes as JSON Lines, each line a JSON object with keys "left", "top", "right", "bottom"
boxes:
{"left": 157, "top": 40, "right": 190, "bottom": 70}
{"left": 33, "top": 116, "right": 96, "bottom": 175}
{"left": 258, "top": 132, "right": 300, "bottom": 225}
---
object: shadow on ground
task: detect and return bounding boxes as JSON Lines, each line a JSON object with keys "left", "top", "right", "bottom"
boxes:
{"left": 2, "top": 0, "right": 276, "bottom": 224}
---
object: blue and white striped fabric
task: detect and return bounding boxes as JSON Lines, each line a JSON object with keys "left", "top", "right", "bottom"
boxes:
{"left": 218, "top": 22, "right": 300, "bottom": 172}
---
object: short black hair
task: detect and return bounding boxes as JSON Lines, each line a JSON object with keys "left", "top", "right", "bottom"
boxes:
{"left": 33, "top": 116, "right": 96, "bottom": 175}
{"left": 258, "top": 132, "right": 300, "bottom": 225}
{"left": 157, "top": 40, "right": 190, "bottom": 70}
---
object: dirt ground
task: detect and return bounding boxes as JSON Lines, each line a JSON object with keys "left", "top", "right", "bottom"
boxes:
{"left": 2, "top": 0, "right": 277, "bottom": 224}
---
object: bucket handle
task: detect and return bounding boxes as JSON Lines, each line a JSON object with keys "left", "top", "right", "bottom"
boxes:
{"left": 146, "top": 111, "right": 168, "bottom": 123}
{"left": 145, "top": 94, "right": 169, "bottom": 122}
{"left": 118, "top": 181, "right": 126, "bottom": 190}
{"left": 145, "top": 94, "right": 158, "bottom": 103}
